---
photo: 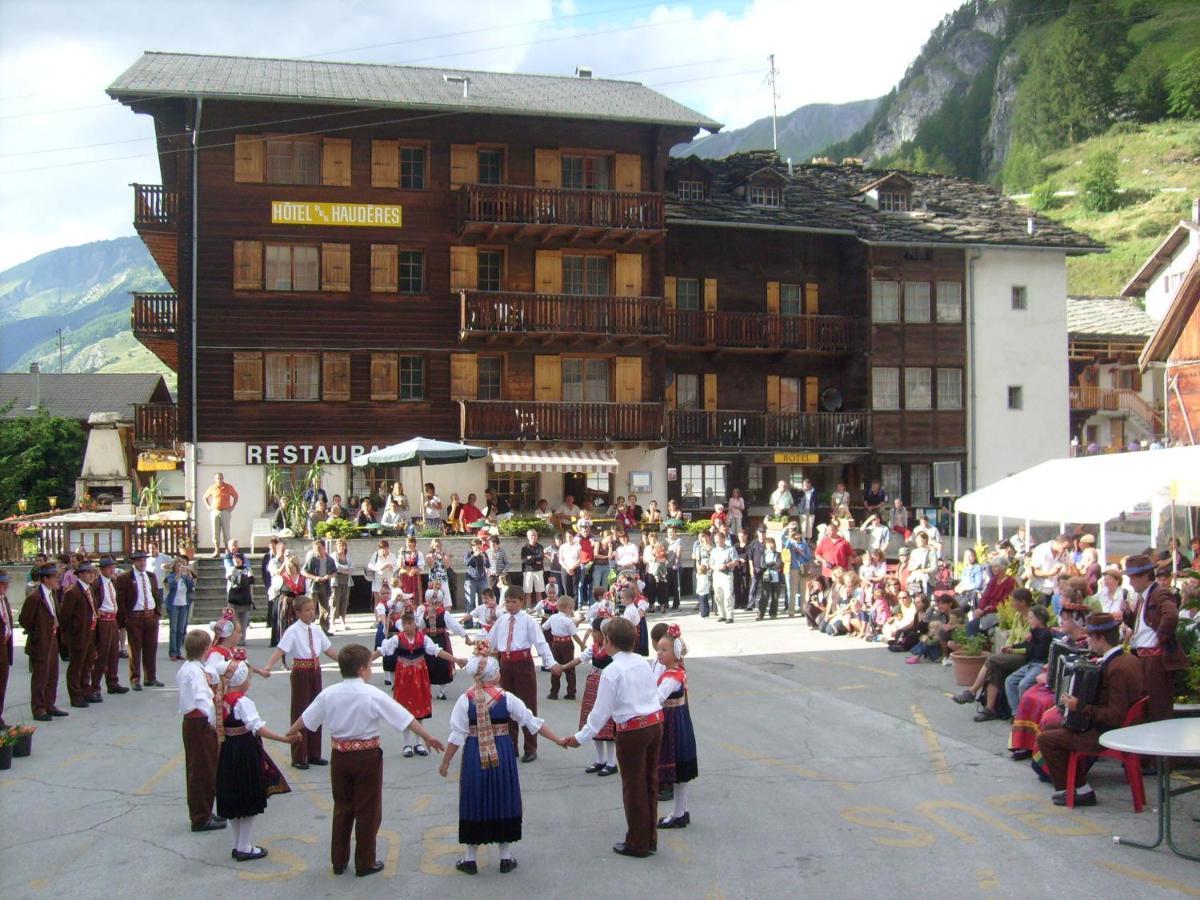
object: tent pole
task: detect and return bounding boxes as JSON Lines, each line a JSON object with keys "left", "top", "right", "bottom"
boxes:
{"left": 1171, "top": 499, "right": 1177, "bottom": 575}
{"left": 1024, "top": 519, "right": 1031, "bottom": 552}
{"left": 975, "top": 516, "right": 981, "bottom": 547}
{"left": 998, "top": 516, "right": 1004, "bottom": 548}
{"left": 953, "top": 503, "right": 959, "bottom": 564}
{"left": 1099, "top": 522, "right": 1107, "bottom": 567}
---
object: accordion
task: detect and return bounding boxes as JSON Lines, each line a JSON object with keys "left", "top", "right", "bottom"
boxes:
{"left": 1056, "top": 657, "right": 1102, "bottom": 732}
{"left": 1048, "top": 640, "right": 1088, "bottom": 697}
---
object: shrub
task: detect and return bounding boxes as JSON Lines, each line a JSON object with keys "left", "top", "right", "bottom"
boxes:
{"left": 1166, "top": 48, "right": 1200, "bottom": 119}
{"left": 1001, "top": 142, "right": 1048, "bottom": 193}
{"left": 314, "top": 518, "right": 361, "bottom": 540}
{"left": 951, "top": 627, "right": 988, "bottom": 656}
{"left": 685, "top": 519, "right": 713, "bottom": 535}
{"left": 1081, "top": 150, "right": 1120, "bottom": 212}
{"left": 498, "top": 516, "right": 555, "bottom": 537}
{"left": 1029, "top": 179, "right": 1059, "bottom": 211}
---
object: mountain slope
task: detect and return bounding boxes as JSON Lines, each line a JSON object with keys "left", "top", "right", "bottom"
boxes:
{"left": 673, "top": 98, "right": 880, "bottom": 162}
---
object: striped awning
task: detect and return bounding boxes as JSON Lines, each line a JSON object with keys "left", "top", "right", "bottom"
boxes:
{"left": 490, "top": 449, "right": 618, "bottom": 474}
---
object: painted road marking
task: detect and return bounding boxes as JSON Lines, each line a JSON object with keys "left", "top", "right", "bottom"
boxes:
{"left": 378, "top": 828, "right": 403, "bottom": 879}
{"left": 720, "top": 741, "right": 853, "bottom": 791}
{"left": 977, "top": 868, "right": 999, "bottom": 892}
{"left": 238, "top": 834, "right": 316, "bottom": 882}
{"left": 666, "top": 835, "right": 695, "bottom": 863}
{"left": 796, "top": 654, "right": 898, "bottom": 678}
{"left": 837, "top": 684, "right": 868, "bottom": 691}
{"left": 409, "top": 794, "right": 432, "bottom": 813}
{"left": 420, "top": 823, "right": 460, "bottom": 876}
{"left": 1102, "top": 859, "right": 1200, "bottom": 896}
{"left": 911, "top": 704, "right": 953, "bottom": 786}
{"left": 133, "top": 751, "right": 183, "bottom": 796}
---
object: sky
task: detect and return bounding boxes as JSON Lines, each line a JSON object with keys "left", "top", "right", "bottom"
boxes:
{"left": 0, "top": 0, "right": 960, "bottom": 272}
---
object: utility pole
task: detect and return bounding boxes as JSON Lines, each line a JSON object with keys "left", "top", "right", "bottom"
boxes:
{"left": 767, "top": 53, "right": 779, "bottom": 152}
{"left": 55, "top": 327, "right": 63, "bottom": 373}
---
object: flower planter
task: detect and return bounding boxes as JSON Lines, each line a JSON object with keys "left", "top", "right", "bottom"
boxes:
{"left": 21, "top": 537, "right": 40, "bottom": 557}
{"left": 13, "top": 733, "right": 32, "bottom": 758}
{"left": 950, "top": 652, "right": 988, "bottom": 687}
{"left": 0, "top": 745, "right": 11, "bottom": 770}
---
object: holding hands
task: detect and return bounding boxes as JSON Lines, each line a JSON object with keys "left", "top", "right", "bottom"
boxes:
{"left": 560, "top": 736, "right": 580, "bottom": 748}
{"left": 454, "top": 657, "right": 468, "bottom": 668}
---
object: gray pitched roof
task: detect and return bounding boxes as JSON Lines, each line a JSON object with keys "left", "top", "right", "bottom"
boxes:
{"left": 667, "top": 151, "right": 1103, "bottom": 252}
{"left": 107, "top": 52, "right": 722, "bottom": 131}
{"left": 1066, "top": 296, "right": 1157, "bottom": 339}
{"left": 0, "top": 373, "right": 172, "bottom": 423}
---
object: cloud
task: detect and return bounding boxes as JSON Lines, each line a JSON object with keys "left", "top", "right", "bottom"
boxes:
{"left": 0, "top": 0, "right": 957, "bottom": 271}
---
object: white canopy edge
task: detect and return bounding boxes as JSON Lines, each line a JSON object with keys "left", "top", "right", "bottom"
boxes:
{"left": 490, "top": 449, "right": 618, "bottom": 474}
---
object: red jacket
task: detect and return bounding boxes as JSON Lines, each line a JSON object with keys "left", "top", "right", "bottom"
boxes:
{"left": 977, "top": 574, "right": 1015, "bottom": 616}
{"left": 815, "top": 535, "right": 852, "bottom": 574}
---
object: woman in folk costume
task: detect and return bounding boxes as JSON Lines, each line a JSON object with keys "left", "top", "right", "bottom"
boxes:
{"left": 398, "top": 536, "right": 425, "bottom": 600}
{"left": 655, "top": 624, "right": 698, "bottom": 828}
{"left": 560, "top": 615, "right": 618, "bottom": 775}
{"left": 438, "top": 641, "right": 565, "bottom": 875}
{"left": 210, "top": 656, "right": 298, "bottom": 861}
{"left": 207, "top": 608, "right": 270, "bottom": 679}
{"left": 424, "top": 588, "right": 472, "bottom": 701}
{"left": 374, "top": 611, "right": 465, "bottom": 757}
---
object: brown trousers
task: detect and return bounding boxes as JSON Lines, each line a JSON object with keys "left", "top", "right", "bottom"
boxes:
{"left": 182, "top": 715, "right": 218, "bottom": 825}
{"left": 30, "top": 652, "right": 59, "bottom": 716}
{"left": 92, "top": 619, "right": 120, "bottom": 692}
{"left": 1037, "top": 724, "right": 1106, "bottom": 790}
{"left": 290, "top": 666, "right": 324, "bottom": 764}
{"left": 549, "top": 641, "right": 577, "bottom": 698}
{"left": 126, "top": 614, "right": 159, "bottom": 684}
{"left": 66, "top": 633, "right": 97, "bottom": 703}
{"left": 1137, "top": 654, "right": 1174, "bottom": 723}
{"left": 499, "top": 657, "right": 538, "bottom": 753}
{"left": 331, "top": 747, "right": 383, "bottom": 873}
{"left": 615, "top": 722, "right": 663, "bottom": 854}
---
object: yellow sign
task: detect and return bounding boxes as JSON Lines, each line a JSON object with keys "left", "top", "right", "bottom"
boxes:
{"left": 774, "top": 452, "right": 820, "bottom": 464}
{"left": 271, "top": 201, "right": 402, "bottom": 227}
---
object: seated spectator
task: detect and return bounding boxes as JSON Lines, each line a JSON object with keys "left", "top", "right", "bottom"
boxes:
{"left": 804, "top": 575, "right": 832, "bottom": 630}
{"left": 307, "top": 498, "right": 328, "bottom": 537}
{"left": 534, "top": 498, "right": 554, "bottom": 522}
{"left": 483, "top": 488, "right": 512, "bottom": 521}
{"left": 1002, "top": 605, "right": 1054, "bottom": 717}
{"left": 867, "top": 584, "right": 893, "bottom": 640}
{"left": 327, "top": 495, "right": 348, "bottom": 520}
{"left": 271, "top": 495, "right": 291, "bottom": 532}
{"left": 459, "top": 493, "right": 485, "bottom": 530}
{"left": 888, "top": 497, "right": 909, "bottom": 539}
{"left": 951, "top": 588, "right": 1034, "bottom": 718}
{"left": 911, "top": 515, "right": 942, "bottom": 554}
{"left": 859, "top": 549, "right": 887, "bottom": 587}
{"left": 380, "top": 498, "right": 408, "bottom": 533}
{"left": 954, "top": 548, "right": 985, "bottom": 608}
{"left": 642, "top": 500, "right": 663, "bottom": 525}
{"left": 887, "top": 593, "right": 929, "bottom": 652}
{"left": 354, "top": 498, "right": 377, "bottom": 527}
{"left": 861, "top": 515, "right": 891, "bottom": 554}
{"left": 881, "top": 590, "right": 916, "bottom": 644}
{"left": 966, "top": 557, "right": 1016, "bottom": 634}
{"left": 906, "top": 532, "right": 937, "bottom": 595}
{"left": 615, "top": 503, "right": 638, "bottom": 533}
{"left": 665, "top": 498, "right": 683, "bottom": 521}
{"left": 445, "top": 493, "right": 464, "bottom": 533}
{"left": 710, "top": 503, "right": 729, "bottom": 530}
{"left": 907, "top": 593, "right": 964, "bottom": 664}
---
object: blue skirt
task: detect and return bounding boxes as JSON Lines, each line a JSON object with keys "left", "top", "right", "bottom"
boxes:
{"left": 459, "top": 696, "right": 523, "bottom": 846}
{"left": 658, "top": 699, "right": 699, "bottom": 785}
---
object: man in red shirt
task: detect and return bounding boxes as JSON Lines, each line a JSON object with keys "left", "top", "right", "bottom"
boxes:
{"left": 815, "top": 522, "right": 853, "bottom": 577}
{"left": 459, "top": 493, "right": 484, "bottom": 529}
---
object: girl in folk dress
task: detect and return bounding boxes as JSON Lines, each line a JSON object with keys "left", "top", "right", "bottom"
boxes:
{"left": 399, "top": 537, "right": 425, "bottom": 600}
{"left": 425, "top": 587, "right": 472, "bottom": 701}
{"left": 438, "top": 643, "right": 565, "bottom": 875}
{"left": 272, "top": 555, "right": 307, "bottom": 635}
{"left": 655, "top": 625, "right": 698, "bottom": 828}
{"left": 374, "top": 612, "right": 464, "bottom": 757}
{"left": 367, "top": 540, "right": 395, "bottom": 608}
{"left": 211, "top": 658, "right": 298, "bottom": 861}
{"left": 560, "top": 617, "right": 618, "bottom": 775}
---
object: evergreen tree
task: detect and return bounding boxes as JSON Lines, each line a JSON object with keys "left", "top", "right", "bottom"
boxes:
{"left": 1166, "top": 48, "right": 1200, "bottom": 119}
{"left": 0, "top": 404, "right": 87, "bottom": 516}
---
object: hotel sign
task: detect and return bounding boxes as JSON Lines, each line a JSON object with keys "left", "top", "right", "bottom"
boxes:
{"left": 246, "top": 444, "right": 380, "bottom": 465}
{"left": 271, "top": 201, "right": 402, "bottom": 227}
{"left": 773, "top": 452, "right": 820, "bottom": 464}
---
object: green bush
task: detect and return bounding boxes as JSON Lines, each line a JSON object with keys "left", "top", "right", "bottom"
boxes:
{"left": 685, "top": 519, "right": 713, "bottom": 535}
{"left": 1081, "top": 150, "right": 1120, "bottom": 212}
{"left": 1166, "top": 48, "right": 1200, "bottom": 119}
{"left": 951, "top": 626, "right": 988, "bottom": 656}
{"left": 1029, "top": 179, "right": 1059, "bottom": 211}
{"left": 1001, "top": 142, "right": 1048, "bottom": 193}
{"left": 314, "top": 518, "right": 361, "bottom": 540}
{"left": 498, "top": 516, "right": 555, "bottom": 537}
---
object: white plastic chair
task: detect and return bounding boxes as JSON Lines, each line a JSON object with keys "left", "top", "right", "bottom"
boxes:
{"left": 249, "top": 518, "right": 274, "bottom": 554}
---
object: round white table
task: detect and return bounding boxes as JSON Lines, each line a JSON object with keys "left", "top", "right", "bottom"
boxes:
{"left": 1099, "top": 719, "right": 1200, "bottom": 861}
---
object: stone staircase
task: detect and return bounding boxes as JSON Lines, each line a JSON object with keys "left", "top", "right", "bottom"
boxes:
{"left": 192, "top": 557, "right": 235, "bottom": 623}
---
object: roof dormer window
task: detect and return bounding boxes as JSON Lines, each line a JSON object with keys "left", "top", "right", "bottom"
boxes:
{"left": 879, "top": 191, "right": 910, "bottom": 212}
{"left": 677, "top": 180, "right": 706, "bottom": 201}
{"left": 748, "top": 183, "right": 782, "bottom": 208}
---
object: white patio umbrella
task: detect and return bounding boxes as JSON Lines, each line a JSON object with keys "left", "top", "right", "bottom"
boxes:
{"left": 351, "top": 437, "right": 488, "bottom": 520}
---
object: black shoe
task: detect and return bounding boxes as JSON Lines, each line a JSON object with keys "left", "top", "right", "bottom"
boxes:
{"left": 191, "top": 819, "right": 227, "bottom": 832}
{"left": 148, "top": 680, "right": 165, "bottom": 687}
{"left": 585, "top": 762, "right": 605, "bottom": 774}
{"left": 332, "top": 864, "right": 346, "bottom": 875}
{"left": 132, "top": 682, "right": 143, "bottom": 692}
{"left": 119, "top": 650, "right": 129, "bottom": 659}
{"left": 658, "top": 786, "right": 674, "bottom": 801}
{"left": 598, "top": 764, "right": 619, "bottom": 777}
{"left": 109, "top": 685, "right": 130, "bottom": 694}
{"left": 520, "top": 751, "right": 537, "bottom": 763}
{"left": 234, "top": 847, "right": 269, "bottom": 861}
{"left": 658, "top": 811, "right": 690, "bottom": 828}
{"left": 70, "top": 700, "right": 89, "bottom": 708}
{"left": 356, "top": 862, "right": 385, "bottom": 877}
{"left": 499, "top": 857, "right": 518, "bottom": 874}
{"left": 1010, "top": 750, "right": 1032, "bottom": 761}
{"left": 973, "top": 710, "right": 999, "bottom": 722}
{"left": 291, "top": 762, "right": 310, "bottom": 770}
{"left": 564, "top": 694, "right": 576, "bottom": 700}
{"left": 33, "top": 713, "right": 52, "bottom": 722}
{"left": 455, "top": 860, "right": 478, "bottom": 875}
{"left": 211, "top": 815, "right": 226, "bottom": 824}
{"left": 1052, "top": 790, "right": 1096, "bottom": 807}
{"left": 546, "top": 693, "right": 558, "bottom": 700}
{"left": 951, "top": 690, "right": 974, "bottom": 704}
{"left": 612, "top": 842, "right": 652, "bottom": 859}
{"left": 309, "top": 758, "right": 329, "bottom": 766}
{"left": 87, "top": 694, "right": 103, "bottom": 703}
{"left": 49, "top": 708, "right": 69, "bottom": 717}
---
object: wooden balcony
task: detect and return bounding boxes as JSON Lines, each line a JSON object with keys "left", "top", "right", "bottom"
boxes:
{"left": 1069, "top": 386, "right": 1161, "bottom": 431}
{"left": 668, "top": 410, "right": 871, "bottom": 449}
{"left": 130, "top": 291, "right": 178, "bottom": 370}
{"left": 457, "top": 184, "right": 665, "bottom": 247}
{"left": 462, "top": 401, "right": 663, "bottom": 444}
{"left": 131, "top": 183, "right": 181, "bottom": 290}
{"left": 459, "top": 290, "right": 663, "bottom": 345}
{"left": 666, "top": 309, "right": 860, "bottom": 353}
{"left": 134, "top": 403, "right": 178, "bottom": 449}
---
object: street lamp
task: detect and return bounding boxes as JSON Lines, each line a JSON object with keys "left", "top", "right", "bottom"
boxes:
{"left": 48, "top": 496, "right": 58, "bottom": 510}
{"left": 17, "top": 498, "right": 27, "bottom": 513}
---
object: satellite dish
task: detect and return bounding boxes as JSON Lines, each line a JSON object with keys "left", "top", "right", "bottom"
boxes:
{"left": 821, "top": 388, "right": 843, "bottom": 412}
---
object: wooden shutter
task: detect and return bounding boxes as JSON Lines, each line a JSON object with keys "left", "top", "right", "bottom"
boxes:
{"left": 370, "top": 353, "right": 398, "bottom": 400}
{"left": 703, "top": 278, "right": 718, "bottom": 311}
{"left": 615, "top": 357, "right": 642, "bottom": 403}
{"left": 321, "top": 138, "right": 351, "bottom": 187}
{"left": 534, "top": 149, "right": 561, "bottom": 188}
{"left": 449, "top": 246, "right": 478, "bottom": 292}
{"left": 370, "top": 244, "right": 398, "bottom": 292}
{"left": 322, "top": 352, "right": 351, "bottom": 401}
{"left": 449, "top": 144, "right": 478, "bottom": 188}
{"left": 665, "top": 371, "right": 677, "bottom": 409}
{"left": 321, "top": 243, "right": 350, "bottom": 292}
{"left": 805, "top": 282, "right": 820, "bottom": 314}
{"left": 233, "top": 352, "right": 263, "bottom": 401}
{"left": 535, "top": 250, "right": 562, "bottom": 294}
{"left": 534, "top": 355, "right": 562, "bottom": 401}
{"left": 233, "top": 240, "right": 262, "bottom": 290}
{"left": 615, "top": 253, "right": 642, "bottom": 297}
{"left": 766, "top": 375, "right": 781, "bottom": 412}
{"left": 805, "top": 376, "right": 819, "bottom": 412}
{"left": 766, "top": 281, "right": 780, "bottom": 315}
{"left": 614, "top": 153, "right": 641, "bottom": 192}
{"left": 704, "top": 373, "right": 718, "bottom": 411}
{"left": 371, "top": 140, "right": 399, "bottom": 188}
{"left": 233, "top": 135, "right": 264, "bottom": 183}
{"left": 450, "top": 352, "right": 478, "bottom": 400}
{"left": 664, "top": 276, "right": 677, "bottom": 308}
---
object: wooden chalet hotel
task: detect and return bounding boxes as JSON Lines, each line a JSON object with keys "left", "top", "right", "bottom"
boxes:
{"left": 110, "top": 52, "right": 1100, "bottom": 546}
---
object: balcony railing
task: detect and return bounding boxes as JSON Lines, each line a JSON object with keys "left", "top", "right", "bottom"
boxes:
{"left": 132, "top": 183, "right": 180, "bottom": 226}
{"left": 131, "top": 291, "right": 177, "bottom": 336}
{"left": 134, "top": 403, "right": 178, "bottom": 448}
{"left": 668, "top": 410, "right": 871, "bottom": 449}
{"left": 459, "top": 184, "right": 664, "bottom": 231}
{"left": 666, "top": 309, "right": 860, "bottom": 351}
{"left": 460, "top": 290, "right": 663, "bottom": 338}
{"left": 1069, "top": 385, "right": 1122, "bottom": 412}
{"left": 463, "top": 400, "right": 663, "bottom": 443}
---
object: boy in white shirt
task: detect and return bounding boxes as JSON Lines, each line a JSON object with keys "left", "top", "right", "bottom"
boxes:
{"left": 265, "top": 596, "right": 340, "bottom": 770}
{"left": 177, "top": 629, "right": 224, "bottom": 833}
{"left": 543, "top": 596, "right": 585, "bottom": 700}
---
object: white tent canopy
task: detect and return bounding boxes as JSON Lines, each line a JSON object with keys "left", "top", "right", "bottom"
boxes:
{"left": 955, "top": 446, "right": 1200, "bottom": 524}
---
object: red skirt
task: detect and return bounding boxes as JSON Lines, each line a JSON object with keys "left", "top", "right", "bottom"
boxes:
{"left": 1009, "top": 684, "right": 1056, "bottom": 752}
{"left": 578, "top": 669, "right": 615, "bottom": 741}
{"left": 392, "top": 659, "right": 432, "bottom": 721}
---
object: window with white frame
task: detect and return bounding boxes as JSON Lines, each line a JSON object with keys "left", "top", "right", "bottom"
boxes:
{"left": 747, "top": 464, "right": 763, "bottom": 493}
{"left": 265, "top": 244, "right": 319, "bottom": 292}
{"left": 265, "top": 138, "right": 320, "bottom": 185}
{"left": 871, "top": 280, "right": 900, "bottom": 322}
{"left": 398, "top": 356, "right": 424, "bottom": 400}
{"left": 936, "top": 281, "right": 962, "bottom": 322}
{"left": 563, "top": 358, "right": 609, "bottom": 403}
{"left": 677, "top": 180, "right": 705, "bottom": 200}
{"left": 398, "top": 250, "right": 424, "bottom": 293}
{"left": 936, "top": 368, "right": 962, "bottom": 410}
{"left": 1011, "top": 286, "right": 1027, "bottom": 310}
{"left": 265, "top": 352, "right": 320, "bottom": 401}
{"left": 477, "top": 250, "right": 503, "bottom": 292}
{"left": 675, "top": 278, "right": 701, "bottom": 310}
{"left": 563, "top": 255, "right": 610, "bottom": 296}
{"left": 880, "top": 464, "right": 902, "bottom": 503}
{"left": 909, "top": 464, "right": 931, "bottom": 506}
{"left": 675, "top": 373, "right": 700, "bottom": 410}
{"left": 873, "top": 367, "right": 900, "bottom": 410}
{"left": 748, "top": 183, "right": 782, "bottom": 207}
{"left": 903, "top": 282, "right": 931, "bottom": 323}
{"left": 680, "top": 463, "right": 726, "bottom": 507}
{"left": 780, "top": 283, "right": 803, "bottom": 316}
{"left": 477, "top": 148, "right": 504, "bottom": 185}
{"left": 878, "top": 191, "right": 910, "bottom": 212}
{"left": 478, "top": 356, "right": 502, "bottom": 401}
{"left": 905, "top": 367, "right": 932, "bottom": 410}
{"left": 562, "top": 155, "right": 609, "bottom": 190}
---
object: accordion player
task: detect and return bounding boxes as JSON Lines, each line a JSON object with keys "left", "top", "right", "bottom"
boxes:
{"left": 1056, "top": 657, "right": 1102, "bottom": 731}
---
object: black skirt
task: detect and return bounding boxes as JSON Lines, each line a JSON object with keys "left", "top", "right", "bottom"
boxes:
{"left": 426, "top": 630, "right": 454, "bottom": 685}
{"left": 216, "top": 730, "right": 290, "bottom": 819}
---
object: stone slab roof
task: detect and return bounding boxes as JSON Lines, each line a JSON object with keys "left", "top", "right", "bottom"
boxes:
{"left": 1066, "top": 296, "right": 1157, "bottom": 339}
{"left": 108, "top": 52, "right": 722, "bottom": 131}
{"left": 0, "top": 373, "right": 172, "bottom": 423}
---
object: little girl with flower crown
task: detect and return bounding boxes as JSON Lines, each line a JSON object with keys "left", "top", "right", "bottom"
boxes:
{"left": 654, "top": 624, "right": 698, "bottom": 829}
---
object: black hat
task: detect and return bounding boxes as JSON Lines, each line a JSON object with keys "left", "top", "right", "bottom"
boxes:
{"left": 129, "top": 550, "right": 149, "bottom": 561}
{"left": 98, "top": 557, "right": 117, "bottom": 568}
{"left": 35, "top": 563, "right": 59, "bottom": 579}
{"left": 76, "top": 562, "right": 96, "bottom": 573}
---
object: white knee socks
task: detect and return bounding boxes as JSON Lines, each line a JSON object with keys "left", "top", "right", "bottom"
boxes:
{"left": 593, "top": 740, "right": 606, "bottom": 764}
{"left": 498, "top": 842, "right": 512, "bottom": 861}
{"left": 230, "top": 818, "right": 242, "bottom": 852}
{"left": 464, "top": 844, "right": 477, "bottom": 862}
{"left": 673, "top": 783, "right": 689, "bottom": 819}
{"left": 403, "top": 727, "right": 414, "bottom": 746}
{"left": 231, "top": 815, "right": 257, "bottom": 853}
{"left": 604, "top": 742, "right": 617, "bottom": 767}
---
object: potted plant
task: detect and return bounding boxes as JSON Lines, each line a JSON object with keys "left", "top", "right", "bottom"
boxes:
{"left": 137, "top": 476, "right": 163, "bottom": 515}
{"left": 0, "top": 727, "right": 16, "bottom": 770}
{"left": 9, "top": 724, "right": 34, "bottom": 758}
{"left": 949, "top": 626, "right": 989, "bottom": 687}
{"left": 15, "top": 524, "right": 42, "bottom": 557}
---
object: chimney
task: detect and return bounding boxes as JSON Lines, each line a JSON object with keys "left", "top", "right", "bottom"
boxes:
{"left": 1027, "top": 216, "right": 1037, "bottom": 236}
{"left": 27, "top": 362, "right": 40, "bottom": 410}
{"left": 575, "top": 66, "right": 593, "bottom": 79}
{"left": 442, "top": 74, "right": 471, "bottom": 98}
{"left": 786, "top": 157, "right": 794, "bottom": 176}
